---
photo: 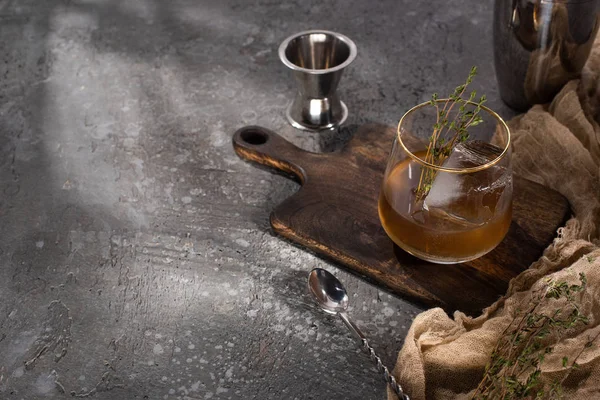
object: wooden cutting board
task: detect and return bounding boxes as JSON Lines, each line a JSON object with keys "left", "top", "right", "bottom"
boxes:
{"left": 232, "top": 123, "right": 570, "bottom": 315}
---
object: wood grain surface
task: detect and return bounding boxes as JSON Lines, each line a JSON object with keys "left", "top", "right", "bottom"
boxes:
{"left": 232, "top": 123, "right": 570, "bottom": 315}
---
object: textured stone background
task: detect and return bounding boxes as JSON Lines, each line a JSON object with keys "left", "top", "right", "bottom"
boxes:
{"left": 0, "top": 0, "right": 513, "bottom": 399}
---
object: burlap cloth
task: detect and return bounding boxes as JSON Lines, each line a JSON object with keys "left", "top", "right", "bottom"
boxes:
{"left": 388, "top": 44, "right": 600, "bottom": 399}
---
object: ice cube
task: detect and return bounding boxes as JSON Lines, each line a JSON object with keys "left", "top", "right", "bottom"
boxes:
{"left": 422, "top": 140, "right": 508, "bottom": 225}
{"left": 438, "top": 140, "right": 503, "bottom": 169}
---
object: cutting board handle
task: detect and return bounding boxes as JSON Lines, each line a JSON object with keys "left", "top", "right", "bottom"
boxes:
{"left": 232, "top": 125, "right": 313, "bottom": 184}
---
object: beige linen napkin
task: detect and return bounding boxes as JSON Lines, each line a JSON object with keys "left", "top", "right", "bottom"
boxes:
{"left": 388, "top": 41, "right": 600, "bottom": 400}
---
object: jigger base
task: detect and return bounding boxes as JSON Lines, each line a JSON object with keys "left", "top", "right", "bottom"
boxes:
{"left": 285, "top": 101, "right": 348, "bottom": 132}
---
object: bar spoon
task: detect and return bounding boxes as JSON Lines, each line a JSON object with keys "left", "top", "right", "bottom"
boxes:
{"left": 308, "top": 268, "right": 409, "bottom": 400}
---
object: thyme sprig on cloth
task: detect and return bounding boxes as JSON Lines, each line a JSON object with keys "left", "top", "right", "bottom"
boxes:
{"left": 472, "top": 273, "right": 599, "bottom": 399}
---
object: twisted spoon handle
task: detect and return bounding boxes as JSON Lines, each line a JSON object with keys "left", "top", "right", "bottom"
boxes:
{"left": 338, "top": 312, "right": 409, "bottom": 400}
{"left": 361, "top": 338, "right": 409, "bottom": 400}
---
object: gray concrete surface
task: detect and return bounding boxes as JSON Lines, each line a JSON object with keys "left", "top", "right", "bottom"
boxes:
{"left": 0, "top": 1, "right": 513, "bottom": 399}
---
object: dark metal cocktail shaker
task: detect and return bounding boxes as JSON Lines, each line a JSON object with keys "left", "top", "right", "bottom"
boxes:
{"left": 494, "top": 0, "right": 600, "bottom": 111}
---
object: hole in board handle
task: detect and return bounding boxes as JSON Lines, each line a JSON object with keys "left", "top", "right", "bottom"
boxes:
{"left": 240, "top": 130, "right": 268, "bottom": 145}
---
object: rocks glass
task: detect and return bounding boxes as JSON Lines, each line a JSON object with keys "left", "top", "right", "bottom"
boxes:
{"left": 378, "top": 100, "right": 513, "bottom": 264}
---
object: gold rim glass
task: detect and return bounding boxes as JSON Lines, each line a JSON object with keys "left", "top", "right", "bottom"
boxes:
{"left": 378, "top": 100, "right": 513, "bottom": 264}
{"left": 397, "top": 99, "right": 511, "bottom": 173}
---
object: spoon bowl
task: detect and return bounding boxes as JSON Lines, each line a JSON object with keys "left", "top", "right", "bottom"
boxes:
{"left": 308, "top": 268, "right": 349, "bottom": 314}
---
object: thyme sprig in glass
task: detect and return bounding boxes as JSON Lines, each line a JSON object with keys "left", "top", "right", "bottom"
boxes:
{"left": 415, "top": 66, "right": 487, "bottom": 201}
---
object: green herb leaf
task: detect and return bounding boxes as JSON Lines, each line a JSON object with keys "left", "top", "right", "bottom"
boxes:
{"left": 473, "top": 272, "right": 596, "bottom": 398}
{"left": 415, "top": 66, "right": 485, "bottom": 200}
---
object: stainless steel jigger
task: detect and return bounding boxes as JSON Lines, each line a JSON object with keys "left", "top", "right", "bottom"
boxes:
{"left": 278, "top": 30, "right": 357, "bottom": 131}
